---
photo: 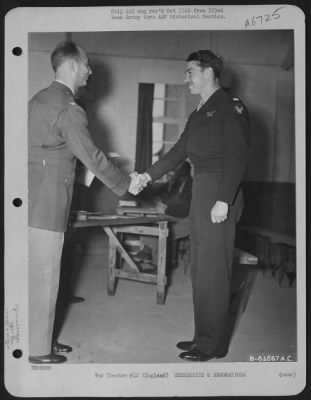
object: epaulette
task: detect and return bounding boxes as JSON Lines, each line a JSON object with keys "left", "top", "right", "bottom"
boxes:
{"left": 232, "top": 97, "right": 244, "bottom": 114}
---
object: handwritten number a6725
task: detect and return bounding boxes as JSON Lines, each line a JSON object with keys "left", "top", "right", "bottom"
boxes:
{"left": 245, "top": 6, "right": 284, "bottom": 28}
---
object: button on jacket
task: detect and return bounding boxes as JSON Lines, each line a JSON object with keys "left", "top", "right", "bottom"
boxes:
{"left": 28, "top": 81, "right": 130, "bottom": 232}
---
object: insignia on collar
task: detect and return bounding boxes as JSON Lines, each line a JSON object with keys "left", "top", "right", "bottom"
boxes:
{"left": 206, "top": 110, "right": 216, "bottom": 118}
{"left": 69, "top": 101, "right": 77, "bottom": 106}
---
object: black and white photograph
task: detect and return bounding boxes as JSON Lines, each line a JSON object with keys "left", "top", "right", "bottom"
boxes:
{"left": 4, "top": 4, "right": 306, "bottom": 397}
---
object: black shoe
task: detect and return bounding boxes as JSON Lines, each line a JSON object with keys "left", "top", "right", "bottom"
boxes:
{"left": 52, "top": 341, "right": 73, "bottom": 354}
{"left": 176, "top": 341, "right": 197, "bottom": 351}
{"left": 179, "top": 348, "right": 215, "bottom": 362}
{"left": 29, "top": 353, "right": 67, "bottom": 364}
{"left": 69, "top": 296, "right": 85, "bottom": 303}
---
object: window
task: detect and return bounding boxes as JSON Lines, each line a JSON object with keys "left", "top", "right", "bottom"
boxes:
{"left": 152, "top": 83, "right": 197, "bottom": 166}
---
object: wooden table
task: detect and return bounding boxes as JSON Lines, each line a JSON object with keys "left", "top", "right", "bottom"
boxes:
{"left": 70, "top": 214, "right": 174, "bottom": 304}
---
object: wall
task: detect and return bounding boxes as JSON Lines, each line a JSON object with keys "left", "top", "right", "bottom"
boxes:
{"left": 29, "top": 33, "right": 67, "bottom": 98}
{"left": 212, "top": 30, "right": 294, "bottom": 183}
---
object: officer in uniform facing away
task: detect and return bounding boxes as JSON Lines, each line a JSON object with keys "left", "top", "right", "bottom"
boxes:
{"left": 138, "top": 50, "right": 250, "bottom": 361}
{"left": 28, "top": 41, "right": 141, "bottom": 364}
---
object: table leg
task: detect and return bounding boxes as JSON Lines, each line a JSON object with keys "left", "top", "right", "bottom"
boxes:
{"left": 157, "top": 222, "right": 168, "bottom": 305}
{"left": 116, "top": 232, "right": 123, "bottom": 270}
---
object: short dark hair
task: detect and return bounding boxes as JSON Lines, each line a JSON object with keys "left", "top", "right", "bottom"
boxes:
{"left": 187, "top": 50, "right": 222, "bottom": 78}
{"left": 51, "top": 41, "right": 83, "bottom": 72}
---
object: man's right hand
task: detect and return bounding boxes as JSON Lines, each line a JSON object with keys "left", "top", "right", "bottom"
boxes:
{"left": 128, "top": 172, "right": 151, "bottom": 195}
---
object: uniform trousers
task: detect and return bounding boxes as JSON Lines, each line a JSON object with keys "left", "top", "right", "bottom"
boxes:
{"left": 190, "top": 172, "right": 243, "bottom": 355}
{"left": 29, "top": 227, "right": 64, "bottom": 356}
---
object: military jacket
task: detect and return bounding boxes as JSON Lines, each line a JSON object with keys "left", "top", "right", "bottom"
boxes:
{"left": 146, "top": 88, "right": 250, "bottom": 205}
{"left": 28, "top": 81, "right": 130, "bottom": 232}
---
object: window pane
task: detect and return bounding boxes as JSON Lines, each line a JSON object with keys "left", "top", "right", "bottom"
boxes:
{"left": 154, "top": 83, "right": 165, "bottom": 98}
{"left": 166, "top": 84, "right": 184, "bottom": 99}
{"left": 152, "top": 122, "right": 163, "bottom": 142}
{"left": 151, "top": 83, "right": 192, "bottom": 166}
{"left": 163, "top": 124, "right": 179, "bottom": 142}
{"left": 165, "top": 100, "right": 180, "bottom": 118}
{"left": 153, "top": 141, "right": 163, "bottom": 156}
{"left": 153, "top": 99, "right": 165, "bottom": 117}
{"left": 152, "top": 155, "right": 159, "bottom": 164}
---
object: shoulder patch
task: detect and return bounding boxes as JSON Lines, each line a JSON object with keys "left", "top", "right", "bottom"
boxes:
{"left": 232, "top": 97, "right": 244, "bottom": 114}
{"left": 234, "top": 103, "right": 244, "bottom": 114}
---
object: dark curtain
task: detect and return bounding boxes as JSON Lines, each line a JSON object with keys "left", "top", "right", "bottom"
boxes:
{"left": 135, "top": 83, "right": 154, "bottom": 172}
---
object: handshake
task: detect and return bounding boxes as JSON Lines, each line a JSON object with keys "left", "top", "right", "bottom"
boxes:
{"left": 128, "top": 172, "right": 152, "bottom": 196}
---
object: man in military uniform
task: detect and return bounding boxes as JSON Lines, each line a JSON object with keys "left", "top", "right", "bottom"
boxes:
{"left": 28, "top": 41, "right": 140, "bottom": 364}
{"left": 138, "top": 50, "right": 250, "bottom": 361}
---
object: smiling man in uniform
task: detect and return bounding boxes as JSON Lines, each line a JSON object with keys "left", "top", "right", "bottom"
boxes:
{"left": 137, "top": 50, "right": 250, "bottom": 361}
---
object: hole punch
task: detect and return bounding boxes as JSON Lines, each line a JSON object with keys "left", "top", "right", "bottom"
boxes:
{"left": 13, "top": 349, "right": 23, "bottom": 359}
{"left": 13, "top": 198, "right": 23, "bottom": 207}
{"left": 12, "top": 47, "right": 22, "bottom": 56}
